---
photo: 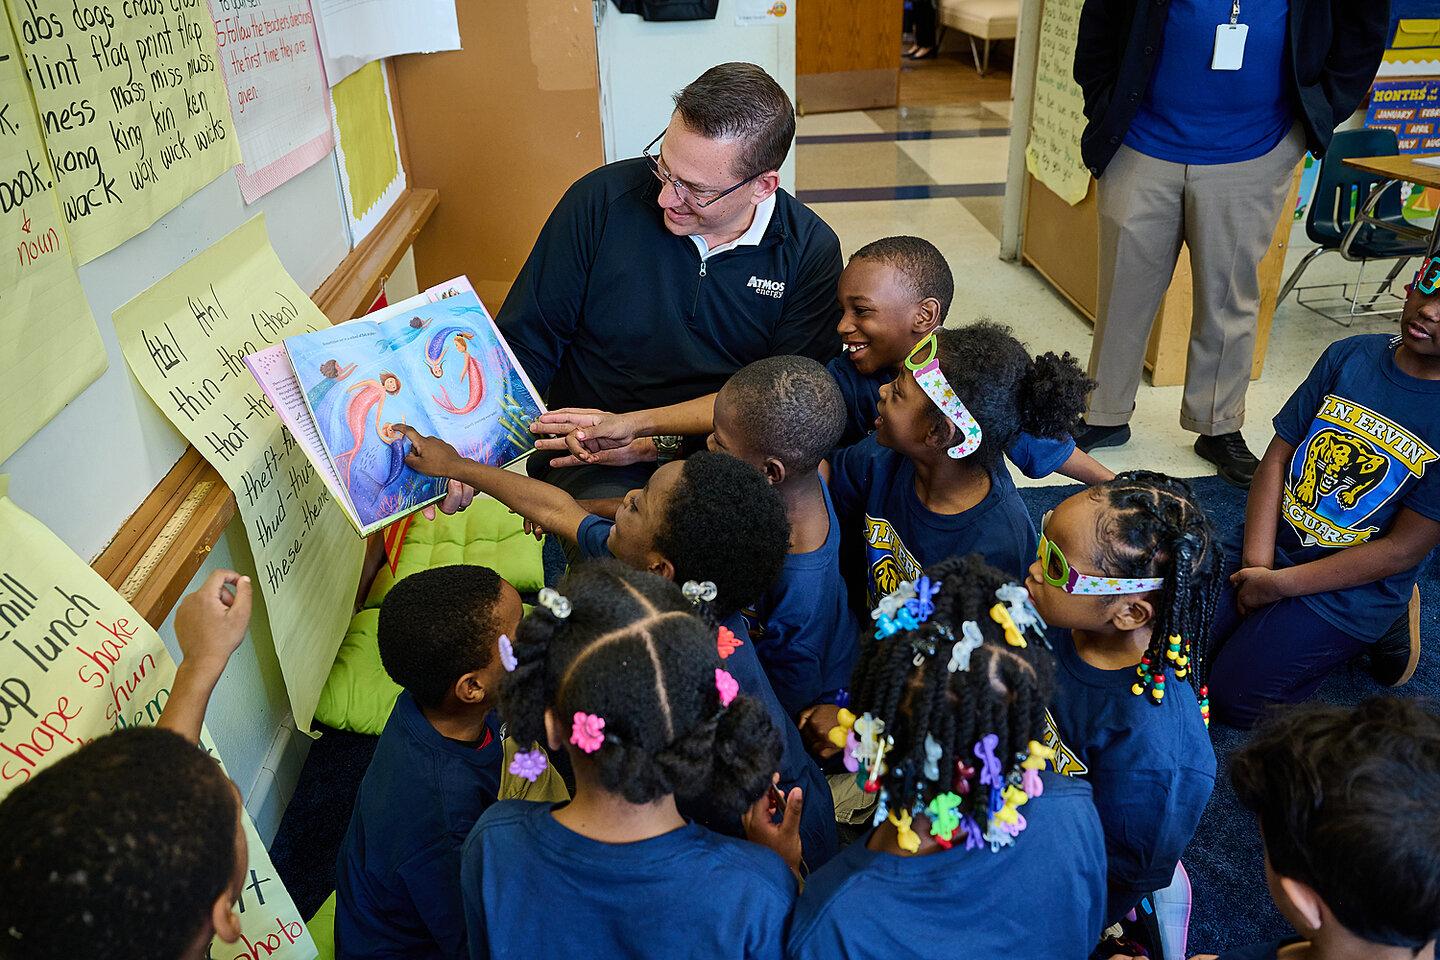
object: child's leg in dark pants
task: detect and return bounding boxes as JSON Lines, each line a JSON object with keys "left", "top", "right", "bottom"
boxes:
{"left": 1208, "top": 598, "right": 1367, "bottom": 728}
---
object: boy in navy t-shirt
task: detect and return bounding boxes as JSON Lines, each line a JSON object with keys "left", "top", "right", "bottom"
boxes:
{"left": 829, "top": 236, "right": 1113, "bottom": 484}
{"left": 335, "top": 565, "right": 523, "bottom": 960}
{"left": 1211, "top": 261, "right": 1440, "bottom": 726}
{"left": 1215, "top": 698, "right": 1440, "bottom": 960}
{"left": 709, "top": 356, "right": 859, "bottom": 717}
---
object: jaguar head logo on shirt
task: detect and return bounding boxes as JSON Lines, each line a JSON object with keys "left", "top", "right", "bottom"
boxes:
{"left": 1281, "top": 395, "right": 1438, "bottom": 549}
{"left": 1295, "top": 428, "right": 1388, "bottom": 510}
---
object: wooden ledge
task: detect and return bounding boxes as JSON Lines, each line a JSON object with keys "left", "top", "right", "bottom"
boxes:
{"left": 92, "top": 187, "right": 440, "bottom": 625}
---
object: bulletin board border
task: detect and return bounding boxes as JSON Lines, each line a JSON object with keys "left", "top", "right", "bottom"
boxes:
{"left": 91, "top": 185, "right": 440, "bottom": 625}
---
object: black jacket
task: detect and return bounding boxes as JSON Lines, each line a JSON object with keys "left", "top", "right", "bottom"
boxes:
{"left": 496, "top": 159, "right": 842, "bottom": 413}
{"left": 1073, "top": 0, "right": 1390, "bottom": 176}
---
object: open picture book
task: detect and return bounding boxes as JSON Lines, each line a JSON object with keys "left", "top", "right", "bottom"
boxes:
{"left": 244, "top": 277, "right": 545, "bottom": 535}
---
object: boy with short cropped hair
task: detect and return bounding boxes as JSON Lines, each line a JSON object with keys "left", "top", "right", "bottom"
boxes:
{"left": 709, "top": 355, "right": 858, "bottom": 716}
{"left": 1215, "top": 697, "right": 1440, "bottom": 960}
{"left": 335, "top": 564, "right": 523, "bottom": 960}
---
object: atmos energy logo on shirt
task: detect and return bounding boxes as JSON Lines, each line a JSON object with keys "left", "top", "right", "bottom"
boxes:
{"left": 1282, "top": 394, "right": 1437, "bottom": 549}
{"left": 747, "top": 276, "right": 786, "bottom": 299}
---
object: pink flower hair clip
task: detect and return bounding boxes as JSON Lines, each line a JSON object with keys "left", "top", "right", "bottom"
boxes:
{"left": 570, "top": 711, "right": 605, "bottom": 753}
{"left": 508, "top": 747, "right": 548, "bottom": 782}
{"left": 715, "top": 668, "right": 738, "bottom": 707}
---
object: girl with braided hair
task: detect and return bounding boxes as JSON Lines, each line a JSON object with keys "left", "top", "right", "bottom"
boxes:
{"left": 1024, "top": 470, "right": 1220, "bottom": 941}
{"left": 787, "top": 553, "right": 1107, "bottom": 959}
{"left": 460, "top": 561, "right": 796, "bottom": 960}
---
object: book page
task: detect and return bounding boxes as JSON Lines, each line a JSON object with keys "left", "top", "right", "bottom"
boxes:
{"left": 243, "top": 344, "right": 356, "bottom": 527}
{"left": 284, "top": 317, "right": 447, "bottom": 532}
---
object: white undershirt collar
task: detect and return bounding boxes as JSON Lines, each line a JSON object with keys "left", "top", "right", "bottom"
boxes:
{"left": 689, "top": 192, "right": 776, "bottom": 260}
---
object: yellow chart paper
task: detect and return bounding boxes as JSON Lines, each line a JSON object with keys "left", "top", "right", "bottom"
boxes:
{"left": 7, "top": 0, "right": 242, "bottom": 263}
{"left": 112, "top": 215, "right": 363, "bottom": 732}
{"left": 0, "top": 10, "right": 106, "bottom": 463}
{"left": 1024, "top": 0, "right": 1090, "bottom": 205}
{"left": 330, "top": 57, "right": 400, "bottom": 241}
{"left": 0, "top": 488, "right": 316, "bottom": 960}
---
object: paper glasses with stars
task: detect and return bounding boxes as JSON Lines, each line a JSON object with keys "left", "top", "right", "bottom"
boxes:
{"left": 1037, "top": 510, "right": 1165, "bottom": 596}
{"left": 905, "top": 334, "right": 983, "bottom": 459}
{"left": 1416, "top": 255, "right": 1440, "bottom": 296}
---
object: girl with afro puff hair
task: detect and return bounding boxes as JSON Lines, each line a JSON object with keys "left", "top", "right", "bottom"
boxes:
{"left": 787, "top": 554, "right": 1107, "bottom": 959}
{"left": 459, "top": 561, "right": 796, "bottom": 960}
{"left": 825, "top": 322, "right": 1094, "bottom": 608}
{"left": 400, "top": 433, "right": 842, "bottom": 869}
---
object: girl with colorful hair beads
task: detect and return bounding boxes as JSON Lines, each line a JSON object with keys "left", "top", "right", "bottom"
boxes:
{"left": 826, "top": 323, "right": 1092, "bottom": 605}
{"left": 460, "top": 561, "right": 798, "bottom": 960}
{"left": 1025, "top": 470, "right": 1220, "bottom": 945}
{"left": 787, "top": 554, "right": 1108, "bottom": 959}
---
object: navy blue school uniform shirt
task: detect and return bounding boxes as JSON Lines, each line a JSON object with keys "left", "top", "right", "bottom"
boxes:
{"left": 1124, "top": 0, "right": 1292, "bottom": 164}
{"left": 1218, "top": 941, "right": 1304, "bottom": 960}
{"left": 1042, "top": 630, "right": 1215, "bottom": 924}
{"left": 573, "top": 514, "right": 840, "bottom": 868}
{"left": 741, "top": 479, "right": 858, "bottom": 716}
{"left": 824, "top": 357, "right": 1075, "bottom": 476}
{"left": 827, "top": 435, "right": 1038, "bottom": 604}
{"left": 462, "top": 801, "right": 795, "bottom": 960}
{"left": 1271, "top": 335, "right": 1440, "bottom": 641}
{"left": 335, "top": 693, "right": 503, "bottom": 960}
{"left": 786, "top": 773, "right": 1107, "bottom": 960}
{"left": 497, "top": 159, "right": 841, "bottom": 415}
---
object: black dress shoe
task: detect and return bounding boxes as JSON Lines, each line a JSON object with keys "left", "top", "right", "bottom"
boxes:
{"left": 1194, "top": 432, "right": 1259, "bottom": 488}
{"left": 1075, "top": 422, "right": 1131, "bottom": 453}
{"left": 1364, "top": 603, "right": 1421, "bottom": 687}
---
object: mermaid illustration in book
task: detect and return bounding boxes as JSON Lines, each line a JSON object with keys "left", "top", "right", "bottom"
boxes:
{"left": 425, "top": 327, "right": 485, "bottom": 414}
{"left": 286, "top": 290, "right": 545, "bottom": 530}
{"left": 335, "top": 372, "right": 403, "bottom": 487}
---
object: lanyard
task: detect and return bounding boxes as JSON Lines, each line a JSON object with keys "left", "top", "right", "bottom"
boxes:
{"left": 1230, "top": 0, "right": 1240, "bottom": 23}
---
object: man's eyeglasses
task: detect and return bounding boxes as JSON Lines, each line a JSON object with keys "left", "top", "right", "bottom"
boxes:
{"left": 1037, "top": 510, "right": 1165, "bottom": 596}
{"left": 644, "top": 131, "right": 759, "bottom": 209}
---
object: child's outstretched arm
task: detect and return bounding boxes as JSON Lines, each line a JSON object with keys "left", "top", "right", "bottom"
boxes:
{"left": 530, "top": 393, "right": 718, "bottom": 467}
{"left": 158, "top": 570, "right": 253, "bottom": 743}
{"left": 1057, "top": 448, "right": 1115, "bottom": 485}
{"left": 397, "top": 426, "right": 590, "bottom": 543}
{"left": 1233, "top": 506, "right": 1440, "bottom": 615}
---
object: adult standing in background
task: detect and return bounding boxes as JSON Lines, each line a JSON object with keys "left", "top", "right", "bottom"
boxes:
{"left": 498, "top": 62, "right": 842, "bottom": 499}
{"left": 1072, "top": 0, "right": 1390, "bottom": 487}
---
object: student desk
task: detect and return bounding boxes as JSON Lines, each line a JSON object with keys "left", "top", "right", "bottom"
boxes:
{"left": 1341, "top": 154, "right": 1440, "bottom": 259}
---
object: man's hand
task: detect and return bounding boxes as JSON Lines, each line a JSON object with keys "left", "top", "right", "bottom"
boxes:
{"left": 174, "top": 570, "right": 253, "bottom": 673}
{"left": 422, "top": 478, "right": 477, "bottom": 520}
{"left": 742, "top": 774, "right": 804, "bottom": 876}
{"left": 548, "top": 438, "right": 659, "bottom": 470}
{"left": 797, "top": 703, "right": 842, "bottom": 760}
{"left": 531, "top": 409, "right": 640, "bottom": 464}
{"left": 1231, "top": 566, "right": 1290, "bottom": 617}
{"left": 396, "top": 425, "right": 469, "bottom": 478}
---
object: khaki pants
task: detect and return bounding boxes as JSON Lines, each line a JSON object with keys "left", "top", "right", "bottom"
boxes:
{"left": 1086, "top": 124, "right": 1305, "bottom": 435}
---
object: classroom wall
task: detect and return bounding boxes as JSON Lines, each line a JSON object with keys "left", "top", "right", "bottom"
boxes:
{"left": 392, "top": 0, "right": 605, "bottom": 312}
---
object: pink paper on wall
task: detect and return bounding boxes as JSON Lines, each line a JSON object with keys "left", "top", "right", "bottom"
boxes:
{"left": 210, "top": 0, "right": 336, "bottom": 203}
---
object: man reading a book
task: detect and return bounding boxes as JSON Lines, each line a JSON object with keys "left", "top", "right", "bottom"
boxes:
{"left": 499, "top": 62, "right": 843, "bottom": 499}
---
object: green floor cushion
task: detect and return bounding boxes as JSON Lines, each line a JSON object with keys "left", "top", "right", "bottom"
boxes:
{"left": 313, "top": 498, "right": 544, "bottom": 734}
{"left": 308, "top": 891, "right": 336, "bottom": 960}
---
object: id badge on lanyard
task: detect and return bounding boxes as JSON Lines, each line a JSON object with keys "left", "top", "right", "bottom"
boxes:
{"left": 1212, "top": 0, "right": 1247, "bottom": 70}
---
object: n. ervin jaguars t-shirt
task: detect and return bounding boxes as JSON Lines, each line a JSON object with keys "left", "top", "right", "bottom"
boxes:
{"left": 1272, "top": 335, "right": 1440, "bottom": 639}
{"left": 827, "top": 435, "right": 1038, "bottom": 604}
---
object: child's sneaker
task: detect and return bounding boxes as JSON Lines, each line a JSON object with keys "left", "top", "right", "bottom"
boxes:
{"left": 1363, "top": 586, "right": 1421, "bottom": 687}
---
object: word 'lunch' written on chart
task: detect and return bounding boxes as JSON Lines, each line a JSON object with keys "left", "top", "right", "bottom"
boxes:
{"left": 0, "top": 495, "right": 317, "bottom": 960}
{"left": 12, "top": 0, "right": 240, "bottom": 262}
{"left": 113, "top": 215, "right": 363, "bottom": 733}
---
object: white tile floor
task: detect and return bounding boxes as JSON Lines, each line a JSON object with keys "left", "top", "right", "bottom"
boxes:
{"left": 798, "top": 109, "right": 1411, "bottom": 487}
